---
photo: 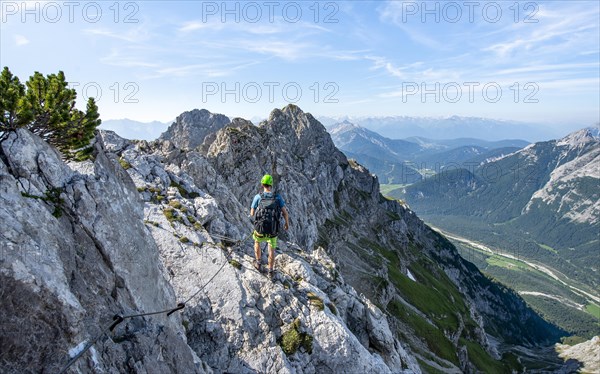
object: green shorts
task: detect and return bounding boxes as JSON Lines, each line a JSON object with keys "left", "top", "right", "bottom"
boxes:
{"left": 253, "top": 231, "right": 277, "bottom": 249}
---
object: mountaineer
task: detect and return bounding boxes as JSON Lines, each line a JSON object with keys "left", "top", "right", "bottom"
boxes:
{"left": 250, "top": 174, "right": 289, "bottom": 278}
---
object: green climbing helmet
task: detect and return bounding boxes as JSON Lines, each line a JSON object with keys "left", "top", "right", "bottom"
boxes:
{"left": 261, "top": 174, "right": 273, "bottom": 186}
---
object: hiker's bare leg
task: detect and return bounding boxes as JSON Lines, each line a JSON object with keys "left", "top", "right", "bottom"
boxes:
{"left": 254, "top": 241, "right": 261, "bottom": 263}
{"left": 268, "top": 244, "right": 275, "bottom": 271}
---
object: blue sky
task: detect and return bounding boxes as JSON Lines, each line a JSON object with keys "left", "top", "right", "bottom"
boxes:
{"left": 1, "top": 0, "right": 599, "bottom": 128}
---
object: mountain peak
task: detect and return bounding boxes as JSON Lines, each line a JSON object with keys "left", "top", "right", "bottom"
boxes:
{"left": 159, "top": 108, "right": 230, "bottom": 150}
{"left": 329, "top": 120, "right": 363, "bottom": 135}
{"left": 267, "top": 104, "right": 308, "bottom": 123}
{"left": 556, "top": 127, "right": 600, "bottom": 148}
{"left": 264, "top": 105, "right": 330, "bottom": 143}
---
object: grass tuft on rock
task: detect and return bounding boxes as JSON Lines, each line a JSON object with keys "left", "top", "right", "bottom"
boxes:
{"left": 118, "top": 158, "right": 132, "bottom": 170}
{"left": 169, "top": 200, "right": 182, "bottom": 209}
{"left": 279, "top": 318, "right": 313, "bottom": 355}
{"left": 21, "top": 188, "right": 64, "bottom": 218}
{"left": 326, "top": 302, "right": 338, "bottom": 315}
{"left": 307, "top": 292, "right": 325, "bottom": 311}
{"left": 163, "top": 208, "right": 177, "bottom": 222}
{"left": 170, "top": 180, "right": 201, "bottom": 199}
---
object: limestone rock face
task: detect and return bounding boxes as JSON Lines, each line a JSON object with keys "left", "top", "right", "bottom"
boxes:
{"left": 159, "top": 109, "right": 230, "bottom": 150}
{"left": 0, "top": 129, "right": 207, "bottom": 374}
{"left": 556, "top": 336, "right": 600, "bottom": 374}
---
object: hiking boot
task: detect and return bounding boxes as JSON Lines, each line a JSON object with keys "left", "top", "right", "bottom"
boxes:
{"left": 267, "top": 269, "right": 275, "bottom": 280}
{"left": 253, "top": 260, "right": 261, "bottom": 272}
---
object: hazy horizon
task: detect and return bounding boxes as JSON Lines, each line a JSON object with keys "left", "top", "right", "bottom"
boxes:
{"left": 99, "top": 110, "right": 595, "bottom": 143}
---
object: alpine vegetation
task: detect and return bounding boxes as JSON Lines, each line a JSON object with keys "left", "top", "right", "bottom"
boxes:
{"left": 0, "top": 67, "right": 101, "bottom": 160}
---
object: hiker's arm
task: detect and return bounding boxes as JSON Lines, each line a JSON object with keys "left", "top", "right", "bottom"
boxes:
{"left": 282, "top": 206, "right": 289, "bottom": 230}
{"left": 250, "top": 195, "right": 259, "bottom": 217}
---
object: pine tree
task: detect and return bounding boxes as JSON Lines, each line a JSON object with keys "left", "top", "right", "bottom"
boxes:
{"left": 0, "top": 67, "right": 101, "bottom": 159}
{"left": 0, "top": 67, "right": 30, "bottom": 132}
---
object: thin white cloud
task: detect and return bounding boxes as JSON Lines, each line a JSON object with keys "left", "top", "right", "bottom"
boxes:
{"left": 537, "top": 78, "right": 600, "bottom": 93}
{"left": 100, "top": 50, "right": 159, "bottom": 68}
{"left": 483, "top": 5, "right": 599, "bottom": 59}
{"left": 179, "top": 18, "right": 330, "bottom": 36}
{"left": 154, "top": 64, "right": 224, "bottom": 77}
{"left": 323, "top": 49, "right": 370, "bottom": 61}
{"left": 14, "top": 34, "right": 29, "bottom": 46}
{"left": 179, "top": 21, "right": 224, "bottom": 32}
{"left": 144, "top": 60, "right": 260, "bottom": 79}
{"left": 495, "top": 63, "right": 599, "bottom": 76}
{"left": 243, "top": 40, "right": 311, "bottom": 60}
{"left": 85, "top": 27, "right": 149, "bottom": 43}
{"left": 377, "top": 1, "right": 443, "bottom": 49}
{"left": 367, "top": 56, "right": 462, "bottom": 82}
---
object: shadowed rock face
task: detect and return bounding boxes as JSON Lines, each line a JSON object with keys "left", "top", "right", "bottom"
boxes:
{"left": 159, "top": 108, "right": 231, "bottom": 150}
{"left": 0, "top": 129, "right": 207, "bottom": 373}
{"left": 0, "top": 105, "right": 564, "bottom": 374}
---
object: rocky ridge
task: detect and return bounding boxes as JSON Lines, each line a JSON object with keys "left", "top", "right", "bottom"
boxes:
{"left": 0, "top": 105, "right": 564, "bottom": 373}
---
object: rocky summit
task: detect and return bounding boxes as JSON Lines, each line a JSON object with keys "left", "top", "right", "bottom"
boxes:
{"left": 159, "top": 108, "right": 231, "bottom": 151}
{"left": 1, "top": 105, "right": 565, "bottom": 373}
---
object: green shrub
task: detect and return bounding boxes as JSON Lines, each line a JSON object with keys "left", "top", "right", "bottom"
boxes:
{"left": 229, "top": 259, "right": 242, "bottom": 269}
{"left": 72, "top": 146, "right": 94, "bottom": 161}
{"left": 163, "top": 208, "right": 176, "bottom": 222}
{"left": 119, "top": 158, "right": 131, "bottom": 170}
{"left": 170, "top": 180, "right": 188, "bottom": 196}
{"left": 180, "top": 236, "right": 190, "bottom": 243}
{"left": 169, "top": 180, "right": 200, "bottom": 199}
{"left": 169, "top": 200, "right": 182, "bottom": 209}
{"left": 280, "top": 319, "right": 313, "bottom": 355}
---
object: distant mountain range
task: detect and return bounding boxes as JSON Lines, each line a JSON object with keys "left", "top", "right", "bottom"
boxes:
{"left": 394, "top": 128, "right": 600, "bottom": 288}
{"left": 328, "top": 120, "right": 529, "bottom": 184}
{"left": 101, "top": 115, "right": 581, "bottom": 144}
{"left": 319, "top": 115, "right": 571, "bottom": 142}
{"left": 100, "top": 119, "right": 171, "bottom": 140}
